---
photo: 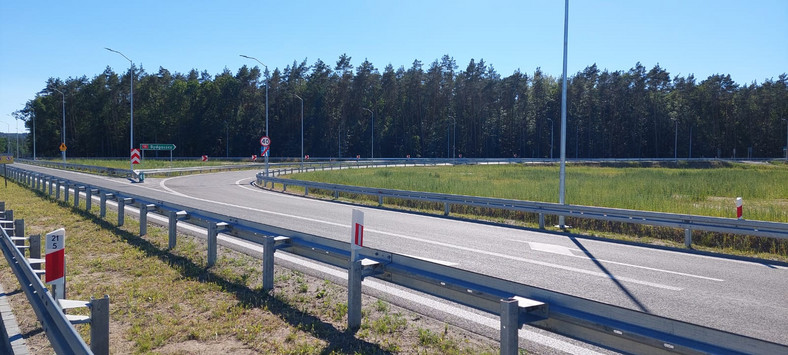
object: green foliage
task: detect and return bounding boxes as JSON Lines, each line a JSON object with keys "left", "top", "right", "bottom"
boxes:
{"left": 13, "top": 57, "right": 788, "bottom": 161}
{"left": 292, "top": 163, "right": 788, "bottom": 222}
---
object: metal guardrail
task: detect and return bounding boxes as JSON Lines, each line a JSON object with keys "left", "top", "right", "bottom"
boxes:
{"left": 257, "top": 174, "right": 788, "bottom": 243}
{"left": 4, "top": 165, "right": 788, "bottom": 354}
{"left": 0, "top": 205, "right": 94, "bottom": 354}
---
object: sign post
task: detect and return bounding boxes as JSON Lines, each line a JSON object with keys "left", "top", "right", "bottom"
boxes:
{"left": 260, "top": 136, "right": 271, "bottom": 175}
{"left": 45, "top": 228, "right": 66, "bottom": 300}
{"left": 0, "top": 154, "right": 13, "bottom": 187}
{"left": 350, "top": 209, "right": 364, "bottom": 262}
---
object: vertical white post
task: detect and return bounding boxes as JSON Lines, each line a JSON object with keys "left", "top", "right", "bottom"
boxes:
{"left": 347, "top": 209, "right": 365, "bottom": 330}
{"left": 45, "top": 228, "right": 66, "bottom": 300}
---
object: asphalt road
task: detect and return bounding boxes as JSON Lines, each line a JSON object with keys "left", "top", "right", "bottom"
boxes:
{"left": 12, "top": 164, "right": 788, "bottom": 350}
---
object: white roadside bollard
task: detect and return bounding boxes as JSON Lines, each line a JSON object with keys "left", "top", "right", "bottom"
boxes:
{"left": 736, "top": 197, "right": 743, "bottom": 220}
{"left": 45, "top": 228, "right": 66, "bottom": 300}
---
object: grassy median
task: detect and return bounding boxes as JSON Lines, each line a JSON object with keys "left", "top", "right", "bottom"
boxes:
{"left": 284, "top": 161, "right": 788, "bottom": 260}
{"left": 0, "top": 181, "right": 498, "bottom": 354}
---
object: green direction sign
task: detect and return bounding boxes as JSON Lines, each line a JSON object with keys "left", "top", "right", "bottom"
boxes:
{"left": 140, "top": 143, "right": 176, "bottom": 151}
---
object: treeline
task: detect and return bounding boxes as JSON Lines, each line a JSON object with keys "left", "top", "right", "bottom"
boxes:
{"left": 16, "top": 54, "right": 788, "bottom": 159}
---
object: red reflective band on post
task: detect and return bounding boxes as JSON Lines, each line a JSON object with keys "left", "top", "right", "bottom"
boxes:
{"left": 736, "top": 197, "right": 743, "bottom": 220}
{"left": 46, "top": 249, "right": 65, "bottom": 283}
{"left": 354, "top": 223, "right": 364, "bottom": 247}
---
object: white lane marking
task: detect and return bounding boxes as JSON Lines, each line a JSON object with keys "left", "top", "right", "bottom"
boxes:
{"left": 161, "top": 176, "right": 682, "bottom": 290}
{"left": 155, "top": 215, "right": 605, "bottom": 355}
{"left": 522, "top": 241, "right": 725, "bottom": 282}
{"left": 375, "top": 230, "right": 682, "bottom": 291}
{"left": 529, "top": 242, "right": 578, "bottom": 256}
{"left": 400, "top": 254, "right": 459, "bottom": 266}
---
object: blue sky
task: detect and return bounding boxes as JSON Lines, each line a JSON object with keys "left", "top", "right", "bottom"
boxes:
{"left": 1, "top": 0, "right": 786, "bottom": 133}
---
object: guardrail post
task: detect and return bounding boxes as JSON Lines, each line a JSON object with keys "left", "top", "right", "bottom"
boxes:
{"left": 13, "top": 219, "right": 25, "bottom": 250}
{"left": 140, "top": 204, "right": 155, "bottom": 236}
{"left": 378, "top": 195, "right": 383, "bottom": 207}
{"left": 86, "top": 188, "right": 95, "bottom": 212}
{"left": 347, "top": 259, "right": 362, "bottom": 330}
{"left": 539, "top": 213, "right": 545, "bottom": 230}
{"left": 500, "top": 298, "right": 519, "bottom": 355}
{"left": 48, "top": 177, "right": 53, "bottom": 196}
{"left": 64, "top": 182, "right": 70, "bottom": 203}
{"left": 30, "top": 234, "right": 41, "bottom": 270}
{"left": 55, "top": 180, "right": 61, "bottom": 200}
{"left": 207, "top": 222, "right": 228, "bottom": 267}
{"left": 444, "top": 202, "right": 450, "bottom": 216}
{"left": 118, "top": 198, "right": 132, "bottom": 227}
{"left": 74, "top": 186, "right": 82, "bottom": 208}
{"left": 100, "top": 193, "right": 112, "bottom": 218}
{"left": 685, "top": 228, "right": 692, "bottom": 248}
{"left": 262, "top": 236, "right": 275, "bottom": 291}
{"left": 89, "top": 295, "right": 110, "bottom": 355}
{"left": 304, "top": 187, "right": 309, "bottom": 196}
{"left": 283, "top": 183, "right": 287, "bottom": 192}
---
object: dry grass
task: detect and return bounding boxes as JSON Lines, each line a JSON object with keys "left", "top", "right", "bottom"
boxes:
{"left": 0, "top": 181, "right": 499, "bottom": 354}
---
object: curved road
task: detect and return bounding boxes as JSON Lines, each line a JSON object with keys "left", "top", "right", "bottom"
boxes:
{"left": 13, "top": 164, "right": 788, "bottom": 350}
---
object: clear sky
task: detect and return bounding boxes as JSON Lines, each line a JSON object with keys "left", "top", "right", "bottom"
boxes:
{"left": 1, "top": 0, "right": 786, "bottom": 133}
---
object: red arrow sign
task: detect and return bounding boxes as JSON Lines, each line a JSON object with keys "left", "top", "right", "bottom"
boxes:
{"left": 131, "top": 148, "right": 141, "bottom": 164}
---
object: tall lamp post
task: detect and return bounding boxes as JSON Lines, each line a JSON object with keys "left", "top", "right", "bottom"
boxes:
{"left": 783, "top": 118, "right": 787, "bottom": 160}
{"left": 452, "top": 116, "right": 456, "bottom": 159}
{"left": 53, "top": 88, "right": 66, "bottom": 162}
{"left": 547, "top": 118, "right": 554, "bottom": 159}
{"left": 15, "top": 117, "right": 19, "bottom": 158}
{"left": 673, "top": 119, "right": 678, "bottom": 161}
{"left": 363, "top": 108, "right": 374, "bottom": 159}
{"left": 294, "top": 94, "right": 304, "bottom": 169}
{"left": 3, "top": 122, "right": 9, "bottom": 153}
{"left": 558, "top": 0, "right": 570, "bottom": 228}
{"left": 105, "top": 48, "right": 134, "bottom": 172}
{"left": 32, "top": 111, "right": 36, "bottom": 160}
{"left": 240, "top": 55, "right": 269, "bottom": 176}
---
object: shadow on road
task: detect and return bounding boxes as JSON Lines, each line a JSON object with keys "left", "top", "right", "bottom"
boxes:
{"left": 569, "top": 236, "right": 650, "bottom": 313}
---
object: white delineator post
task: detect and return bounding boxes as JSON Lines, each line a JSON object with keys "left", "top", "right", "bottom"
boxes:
{"left": 348, "top": 209, "right": 365, "bottom": 329}
{"left": 350, "top": 209, "right": 364, "bottom": 262}
{"left": 736, "top": 197, "right": 743, "bottom": 220}
{"left": 45, "top": 228, "right": 66, "bottom": 300}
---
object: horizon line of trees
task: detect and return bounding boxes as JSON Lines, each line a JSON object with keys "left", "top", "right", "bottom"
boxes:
{"left": 13, "top": 54, "right": 788, "bottom": 160}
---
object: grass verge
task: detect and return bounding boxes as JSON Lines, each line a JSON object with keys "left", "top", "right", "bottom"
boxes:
{"left": 281, "top": 161, "right": 788, "bottom": 261}
{"left": 0, "top": 181, "right": 498, "bottom": 354}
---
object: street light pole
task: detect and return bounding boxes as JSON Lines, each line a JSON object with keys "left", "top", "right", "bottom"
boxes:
{"left": 783, "top": 118, "right": 787, "bottom": 160}
{"left": 453, "top": 116, "right": 456, "bottom": 159}
{"left": 558, "top": 0, "right": 569, "bottom": 228}
{"left": 363, "top": 108, "right": 373, "bottom": 159}
{"left": 294, "top": 94, "right": 304, "bottom": 169}
{"left": 53, "top": 88, "right": 65, "bottom": 162}
{"left": 240, "top": 55, "right": 269, "bottom": 176}
{"left": 15, "top": 118, "right": 19, "bottom": 158}
{"left": 547, "top": 118, "right": 554, "bottom": 159}
{"left": 32, "top": 112, "right": 36, "bottom": 160}
{"left": 105, "top": 48, "right": 134, "bottom": 172}
{"left": 3, "top": 122, "right": 9, "bottom": 153}
{"left": 674, "top": 119, "right": 678, "bottom": 161}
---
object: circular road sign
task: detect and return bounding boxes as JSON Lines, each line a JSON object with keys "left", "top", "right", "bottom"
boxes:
{"left": 260, "top": 136, "right": 271, "bottom": 147}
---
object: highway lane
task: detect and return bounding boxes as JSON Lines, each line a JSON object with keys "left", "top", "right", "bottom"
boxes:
{"left": 12, "top": 164, "right": 788, "bottom": 347}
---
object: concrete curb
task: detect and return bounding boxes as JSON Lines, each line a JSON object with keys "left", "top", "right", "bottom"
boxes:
{"left": 0, "top": 281, "right": 29, "bottom": 355}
